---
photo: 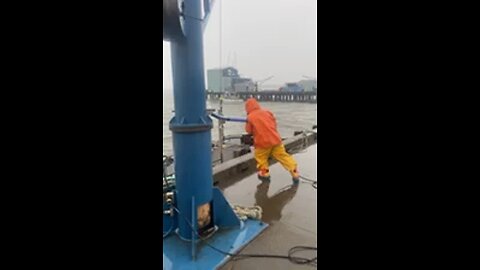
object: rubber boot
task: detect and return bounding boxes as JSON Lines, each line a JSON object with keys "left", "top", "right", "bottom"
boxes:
{"left": 291, "top": 168, "right": 300, "bottom": 185}
{"left": 258, "top": 168, "right": 271, "bottom": 182}
{"left": 292, "top": 177, "right": 300, "bottom": 185}
{"left": 257, "top": 174, "right": 271, "bottom": 182}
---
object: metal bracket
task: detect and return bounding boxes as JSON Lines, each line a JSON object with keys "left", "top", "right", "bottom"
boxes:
{"left": 169, "top": 122, "right": 213, "bottom": 133}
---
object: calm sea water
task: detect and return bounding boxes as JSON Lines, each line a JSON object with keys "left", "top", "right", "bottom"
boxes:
{"left": 163, "top": 90, "right": 317, "bottom": 155}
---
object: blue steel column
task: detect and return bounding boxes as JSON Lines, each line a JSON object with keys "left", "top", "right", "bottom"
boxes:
{"left": 169, "top": 0, "right": 213, "bottom": 240}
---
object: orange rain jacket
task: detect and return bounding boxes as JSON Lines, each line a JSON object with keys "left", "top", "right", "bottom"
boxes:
{"left": 245, "top": 98, "right": 282, "bottom": 148}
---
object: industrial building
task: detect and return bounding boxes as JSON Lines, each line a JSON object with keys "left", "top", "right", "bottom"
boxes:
{"left": 207, "top": 67, "right": 255, "bottom": 93}
{"left": 298, "top": 79, "right": 317, "bottom": 92}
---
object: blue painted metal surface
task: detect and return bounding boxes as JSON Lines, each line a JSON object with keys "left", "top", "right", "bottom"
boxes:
{"left": 210, "top": 112, "right": 247, "bottom": 123}
{"left": 163, "top": 219, "right": 268, "bottom": 270}
{"left": 163, "top": 207, "right": 175, "bottom": 236}
{"left": 168, "top": 0, "right": 214, "bottom": 240}
{"left": 211, "top": 188, "right": 241, "bottom": 228}
{"left": 163, "top": 0, "right": 267, "bottom": 267}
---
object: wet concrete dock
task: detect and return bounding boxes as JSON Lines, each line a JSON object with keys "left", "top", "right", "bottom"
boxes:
{"left": 215, "top": 144, "right": 317, "bottom": 269}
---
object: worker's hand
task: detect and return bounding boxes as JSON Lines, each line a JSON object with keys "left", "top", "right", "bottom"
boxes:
{"left": 241, "top": 134, "right": 254, "bottom": 146}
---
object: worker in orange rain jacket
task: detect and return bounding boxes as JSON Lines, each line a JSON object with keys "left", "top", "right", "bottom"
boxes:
{"left": 245, "top": 98, "right": 300, "bottom": 184}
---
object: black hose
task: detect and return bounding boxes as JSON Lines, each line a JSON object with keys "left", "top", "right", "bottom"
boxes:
{"left": 299, "top": 175, "right": 317, "bottom": 189}
{"left": 172, "top": 206, "right": 317, "bottom": 267}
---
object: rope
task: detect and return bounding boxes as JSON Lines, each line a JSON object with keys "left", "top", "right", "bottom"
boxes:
{"left": 232, "top": 205, "right": 263, "bottom": 221}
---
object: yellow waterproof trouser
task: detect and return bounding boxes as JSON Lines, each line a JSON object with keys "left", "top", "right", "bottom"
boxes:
{"left": 254, "top": 144, "right": 299, "bottom": 178}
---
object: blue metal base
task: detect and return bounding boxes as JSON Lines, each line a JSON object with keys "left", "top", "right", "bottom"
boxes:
{"left": 163, "top": 219, "right": 268, "bottom": 270}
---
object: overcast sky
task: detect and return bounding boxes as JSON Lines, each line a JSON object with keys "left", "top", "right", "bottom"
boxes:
{"left": 163, "top": 0, "right": 317, "bottom": 90}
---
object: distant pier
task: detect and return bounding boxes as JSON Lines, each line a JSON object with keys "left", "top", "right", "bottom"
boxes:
{"left": 206, "top": 90, "right": 317, "bottom": 103}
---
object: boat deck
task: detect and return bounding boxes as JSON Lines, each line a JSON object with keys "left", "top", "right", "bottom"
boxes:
{"left": 217, "top": 144, "right": 317, "bottom": 269}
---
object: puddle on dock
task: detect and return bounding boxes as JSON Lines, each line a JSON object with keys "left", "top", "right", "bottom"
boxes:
{"left": 218, "top": 144, "right": 317, "bottom": 270}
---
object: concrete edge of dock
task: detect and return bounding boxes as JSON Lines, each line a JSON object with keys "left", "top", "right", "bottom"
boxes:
{"left": 213, "top": 130, "right": 317, "bottom": 184}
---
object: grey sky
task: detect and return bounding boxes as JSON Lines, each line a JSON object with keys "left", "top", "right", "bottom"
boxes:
{"left": 163, "top": 0, "right": 317, "bottom": 90}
